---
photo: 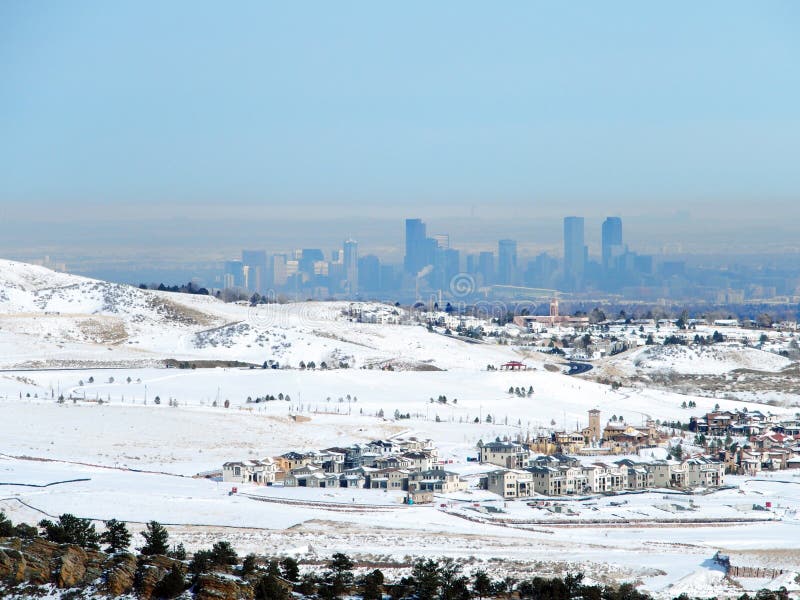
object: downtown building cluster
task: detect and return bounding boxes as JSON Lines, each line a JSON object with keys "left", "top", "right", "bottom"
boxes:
{"left": 220, "top": 216, "right": 651, "bottom": 301}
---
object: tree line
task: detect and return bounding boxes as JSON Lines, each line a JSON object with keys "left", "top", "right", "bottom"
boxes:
{"left": 0, "top": 511, "right": 790, "bottom": 600}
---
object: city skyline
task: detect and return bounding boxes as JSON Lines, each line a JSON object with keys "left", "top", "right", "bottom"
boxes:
{"left": 206, "top": 214, "right": 797, "bottom": 305}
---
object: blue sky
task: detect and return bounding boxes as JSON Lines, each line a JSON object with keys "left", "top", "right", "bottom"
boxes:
{"left": 1, "top": 1, "right": 799, "bottom": 220}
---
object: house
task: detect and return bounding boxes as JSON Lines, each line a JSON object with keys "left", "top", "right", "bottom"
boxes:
{"left": 683, "top": 457, "right": 725, "bottom": 487}
{"left": 407, "top": 490, "right": 434, "bottom": 504}
{"left": 281, "top": 451, "right": 320, "bottom": 471}
{"left": 367, "top": 439, "right": 399, "bottom": 455}
{"left": 581, "top": 463, "right": 626, "bottom": 493}
{"left": 615, "top": 459, "right": 654, "bottom": 490}
{"left": 478, "top": 439, "right": 530, "bottom": 469}
{"left": 373, "top": 455, "right": 412, "bottom": 470}
{"left": 649, "top": 461, "right": 687, "bottom": 488}
{"left": 222, "top": 459, "right": 279, "bottom": 485}
{"left": 407, "top": 468, "right": 466, "bottom": 494}
{"left": 368, "top": 468, "right": 409, "bottom": 490}
{"left": 486, "top": 469, "right": 533, "bottom": 499}
{"left": 402, "top": 451, "right": 436, "bottom": 472}
{"left": 529, "top": 466, "right": 567, "bottom": 496}
{"left": 283, "top": 465, "right": 340, "bottom": 488}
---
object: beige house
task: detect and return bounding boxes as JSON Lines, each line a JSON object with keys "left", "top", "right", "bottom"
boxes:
{"left": 283, "top": 464, "right": 340, "bottom": 488}
{"left": 402, "top": 451, "right": 437, "bottom": 471}
{"left": 486, "top": 469, "right": 533, "bottom": 499}
{"left": 683, "top": 457, "right": 725, "bottom": 487}
{"left": 407, "top": 468, "right": 466, "bottom": 494}
{"left": 649, "top": 461, "right": 687, "bottom": 488}
{"left": 222, "top": 458, "right": 279, "bottom": 485}
{"left": 477, "top": 439, "right": 530, "bottom": 469}
{"left": 369, "top": 468, "right": 410, "bottom": 490}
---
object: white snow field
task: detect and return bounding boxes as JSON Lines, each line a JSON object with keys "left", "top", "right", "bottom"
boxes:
{"left": 2, "top": 259, "right": 800, "bottom": 597}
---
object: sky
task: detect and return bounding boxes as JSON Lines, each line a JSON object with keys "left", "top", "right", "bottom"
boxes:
{"left": 1, "top": 1, "right": 800, "bottom": 270}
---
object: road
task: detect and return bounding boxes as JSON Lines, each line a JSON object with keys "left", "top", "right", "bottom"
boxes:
{"left": 566, "top": 361, "right": 593, "bottom": 375}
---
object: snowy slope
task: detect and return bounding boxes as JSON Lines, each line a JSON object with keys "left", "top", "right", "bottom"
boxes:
{"left": 613, "top": 344, "right": 791, "bottom": 376}
{"left": 0, "top": 259, "right": 526, "bottom": 370}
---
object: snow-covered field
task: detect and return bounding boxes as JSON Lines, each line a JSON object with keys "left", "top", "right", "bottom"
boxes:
{"left": 3, "top": 259, "right": 800, "bottom": 597}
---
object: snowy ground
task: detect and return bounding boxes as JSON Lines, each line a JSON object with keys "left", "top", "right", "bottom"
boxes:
{"left": 3, "top": 260, "right": 800, "bottom": 597}
{"left": 2, "top": 455, "right": 800, "bottom": 598}
{"left": 0, "top": 367, "right": 787, "bottom": 474}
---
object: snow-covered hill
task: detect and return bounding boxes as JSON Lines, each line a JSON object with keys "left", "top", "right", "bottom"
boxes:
{"left": 606, "top": 344, "right": 792, "bottom": 377}
{"left": 0, "top": 259, "right": 523, "bottom": 370}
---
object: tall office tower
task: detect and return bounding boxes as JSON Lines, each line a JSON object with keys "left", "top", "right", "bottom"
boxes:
{"left": 223, "top": 259, "right": 245, "bottom": 289}
{"left": 478, "top": 251, "right": 495, "bottom": 286}
{"left": 299, "top": 249, "right": 324, "bottom": 276}
{"left": 241, "top": 249, "right": 268, "bottom": 293}
{"left": 358, "top": 254, "right": 381, "bottom": 292}
{"left": 404, "top": 218, "right": 427, "bottom": 275}
{"left": 497, "top": 239, "right": 517, "bottom": 285}
{"left": 601, "top": 217, "right": 623, "bottom": 270}
{"left": 272, "top": 254, "right": 288, "bottom": 287}
{"left": 433, "top": 234, "right": 450, "bottom": 249}
{"left": 563, "top": 216, "right": 585, "bottom": 289}
{"left": 343, "top": 239, "right": 359, "bottom": 296}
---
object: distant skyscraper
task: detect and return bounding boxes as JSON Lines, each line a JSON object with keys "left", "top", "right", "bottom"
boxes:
{"left": 358, "top": 254, "right": 381, "bottom": 292}
{"left": 478, "top": 251, "right": 494, "bottom": 287}
{"left": 433, "top": 234, "right": 450, "bottom": 249}
{"left": 601, "top": 217, "right": 623, "bottom": 270}
{"left": 241, "top": 249, "right": 267, "bottom": 293}
{"left": 497, "top": 240, "right": 517, "bottom": 285}
{"left": 343, "top": 239, "right": 358, "bottom": 296}
{"left": 404, "top": 218, "right": 427, "bottom": 275}
{"left": 563, "top": 216, "right": 585, "bottom": 289}
{"left": 223, "top": 259, "right": 245, "bottom": 289}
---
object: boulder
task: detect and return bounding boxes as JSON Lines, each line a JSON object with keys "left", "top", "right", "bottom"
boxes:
{"left": 101, "top": 552, "right": 138, "bottom": 597}
{"left": 0, "top": 537, "right": 59, "bottom": 585}
{"left": 194, "top": 573, "right": 254, "bottom": 600}
{"left": 56, "top": 544, "right": 87, "bottom": 588}
{"left": 135, "top": 555, "right": 184, "bottom": 600}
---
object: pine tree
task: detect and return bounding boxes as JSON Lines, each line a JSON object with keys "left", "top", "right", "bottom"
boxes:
{"left": 139, "top": 521, "right": 170, "bottom": 556}
{"left": 101, "top": 519, "right": 131, "bottom": 553}
{"left": 473, "top": 570, "right": 492, "bottom": 599}
{"left": 0, "top": 511, "right": 13, "bottom": 537}
{"left": 210, "top": 541, "right": 238, "bottom": 566}
{"left": 241, "top": 553, "right": 258, "bottom": 576}
{"left": 280, "top": 556, "right": 300, "bottom": 582}
{"left": 153, "top": 564, "right": 186, "bottom": 598}
{"left": 361, "top": 569, "right": 385, "bottom": 600}
{"left": 255, "top": 561, "right": 291, "bottom": 600}
{"left": 39, "top": 514, "right": 100, "bottom": 549}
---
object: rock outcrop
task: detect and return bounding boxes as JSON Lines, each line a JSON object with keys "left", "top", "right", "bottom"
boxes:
{"left": 0, "top": 536, "right": 258, "bottom": 599}
{"left": 194, "top": 573, "right": 254, "bottom": 600}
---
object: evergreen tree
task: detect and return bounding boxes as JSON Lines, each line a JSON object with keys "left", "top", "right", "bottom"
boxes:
{"left": 411, "top": 558, "right": 440, "bottom": 600}
{"left": 139, "top": 521, "right": 170, "bottom": 556}
{"left": 280, "top": 556, "right": 300, "bottom": 582}
{"left": 0, "top": 511, "right": 13, "bottom": 537}
{"left": 168, "top": 543, "right": 187, "bottom": 560}
{"left": 209, "top": 540, "right": 238, "bottom": 566}
{"left": 473, "top": 570, "right": 492, "bottom": 599}
{"left": 153, "top": 564, "right": 186, "bottom": 598}
{"left": 361, "top": 569, "right": 385, "bottom": 600}
{"left": 39, "top": 514, "right": 100, "bottom": 549}
{"left": 100, "top": 519, "right": 131, "bottom": 553}
{"left": 320, "top": 552, "right": 354, "bottom": 599}
{"left": 189, "top": 549, "right": 213, "bottom": 577}
{"left": 255, "top": 561, "right": 291, "bottom": 600}
{"left": 241, "top": 553, "right": 258, "bottom": 576}
{"left": 438, "top": 557, "right": 470, "bottom": 600}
